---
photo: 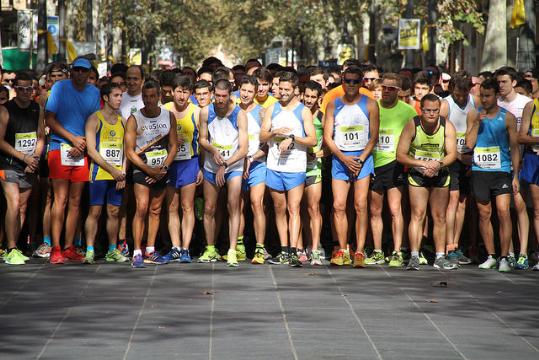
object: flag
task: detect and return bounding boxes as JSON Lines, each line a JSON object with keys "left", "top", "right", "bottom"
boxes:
{"left": 422, "top": 26, "right": 429, "bottom": 53}
{"left": 66, "top": 40, "right": 77, "bottom": 63}
{"left": 510, "top": 0, "right": 526, "bottom": 29}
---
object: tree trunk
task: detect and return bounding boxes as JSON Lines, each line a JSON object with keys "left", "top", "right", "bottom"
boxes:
{"left": 37, "top": 0, "right": 47, "bottom": 72}
{"left": 480, "top": 0, "right": 507, "bottom": 71}
{"left": 58, "top": 0, "right": 66, "bottom": 61}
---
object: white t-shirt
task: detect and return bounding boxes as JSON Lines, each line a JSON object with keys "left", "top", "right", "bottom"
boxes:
{"left": 498, "top": 93, "right": 532, "bottom": 130}
{"left": 120, "top": 92, "right": 144, "bottom": 120}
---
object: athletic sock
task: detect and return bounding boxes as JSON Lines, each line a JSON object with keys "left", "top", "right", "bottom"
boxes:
{"left": 146, "top": 246, "right": 155, "bottom": 254}
{"left": 509, "top": 252, "right": 515, "bottom": 258}
{"left": 436, "top": 252, "right": 445, "bottom": 259}
{"left": 87, "top": 245, "right": 95, "bottom": 252}
{"left": 133, "top": 249, "right": 142, "bottom": 257}
{"left": 411, "top": 251, "right": 419, "bottom": 258}
{"left": 237, "top": 236, "right": 244, "bottom": 244}
{"left": 43, "top": 235, "right": 51, "bottom": 246}
{"left": 108, "top": 244, "right": 116, "bottom": 253}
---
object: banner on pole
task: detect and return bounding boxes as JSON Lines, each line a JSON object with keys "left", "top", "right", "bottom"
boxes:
{"left": 47, "top": 16, "right": 59, "bottom": 55}
{"left": 398, "top": 18, "right": 421, "bottom": 50}
{"left": 18, "top": 10, "right": 37, "bottom": 51}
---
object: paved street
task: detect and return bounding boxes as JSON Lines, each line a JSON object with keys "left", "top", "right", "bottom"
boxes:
{"left": 1, "top": 260, "right": 538, "bottom": 360}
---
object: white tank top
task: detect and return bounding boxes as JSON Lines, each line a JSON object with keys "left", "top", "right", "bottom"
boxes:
{"left": 267, "top": 102, "right": 307, "bottom": 173}
{"left": 247, "top": 105, "right": 265, "bottom": 163}
{"left": 498, "top": 93, "right": 532, "bottom": 130}
{"left": 333, "top": 97, "right": 370, "bottom": 151}
{"left": 446, "top": 94, "right": 475, "bottom": 154}
{"left": 134, "top": 108, "right": 171, "bottom": 151}
{"left": 204, "top": 105, "right": 243, "bottom": 174}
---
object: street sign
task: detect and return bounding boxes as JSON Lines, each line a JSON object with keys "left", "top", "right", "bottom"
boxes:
{"left": 398, "top": 18, "right": 421, "bottom": 50}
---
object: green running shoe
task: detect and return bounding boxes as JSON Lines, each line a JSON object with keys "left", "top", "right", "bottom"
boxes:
{"left": 268, "top": 251, "right": 289, "bottom": 265}
{"left": 388, "top": 251, "right": 404, "bottom": 267}
{"left": 515, "top": 255, "right": 529, "bottom": 270}
{"left": 227, "top": 248, "right": 239, "bottom": 267}
{"left": 419, "top": 251, "right": 428, "bottom": 265}
{"left": 105, "top": 249, "right": 129, "bottom": 263}
{"left": 365, "top": 250, "right": 385, "bottom": 265}
{"left": 252, "top": 246, "right": 265, "bottom": 265}
{"left": 236, "top": 241, "right": 246, "bottom": 262}
{"left": 84, "top": 250, "right": 95, "bottom": 264}
{"left": 4, "top": 248, "right": 26, "bottom": 265}
{"left": 198, "top": 246, "right": 220, "bottom": 263}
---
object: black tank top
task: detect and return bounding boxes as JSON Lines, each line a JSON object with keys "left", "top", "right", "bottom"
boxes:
{"left": 0, "top": 99, "right": 40, "bottom": 171}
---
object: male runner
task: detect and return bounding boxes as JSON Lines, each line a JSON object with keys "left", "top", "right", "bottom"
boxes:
{"left": 0, "top": 72, "right": 45, "bottom": 264}
{"left": 84, "top": 83, "right": 129, "bottom": 264}
{"left": 45, "top": 57, "right": 100, "bottom": 264}
{"left": 466, "top": 78, "right": 520, "bottom": 272}
{"left": 410, "top": 73, "right": 433, "bottom": 115}
{"left": 125, "top": 81, "right": 177, "bottom": 268}
{"left": 198, "top": 79, "right": 248, "bottom": 267}
{"left": 368, "top": 73, "right": 416, "bottom": 267}
{"left": 254, "top": 67, "right": 278, "bottom": 108}
{"left": 324, "top": 66, "right": 379, "bottom": 268}
{"left": 120, "top": 65, "right": 145, "bottom": 121}
{"left": 396, "top": 93, "right": 457, "bottom": 270}
{"left": 260, "top": 71, "right": 317, "bottom": 267}
{"left": 194, "top": 80, "right": 212, "bottom": 108}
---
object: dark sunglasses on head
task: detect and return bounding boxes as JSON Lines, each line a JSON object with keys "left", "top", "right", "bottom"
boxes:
{"left": 344, "top": 78, "right": 362, "bottom": 85}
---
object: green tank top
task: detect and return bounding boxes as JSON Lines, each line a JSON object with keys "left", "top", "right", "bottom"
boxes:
{"left": 307, "top": 111, "right": 323, "bottom": 173}
{"left": 409, "top": 116, "right": 446, "bottom": 162}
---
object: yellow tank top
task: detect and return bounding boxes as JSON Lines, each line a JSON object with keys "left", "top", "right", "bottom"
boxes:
{"left": 165, "top": 102, "right": 198, "bottom": 161}
{"left": 90, "top": 111, "right": 125, "bottom": 181}
{"left": 255, "top": 95, "right": 278, "bottom": 108}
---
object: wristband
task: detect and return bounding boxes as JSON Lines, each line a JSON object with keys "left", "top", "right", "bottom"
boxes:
{"left": 288, "top": 134, "right": 295, "bottom": 142}
{"left": 223, "top": 161, "right": 228, "bottom": 169}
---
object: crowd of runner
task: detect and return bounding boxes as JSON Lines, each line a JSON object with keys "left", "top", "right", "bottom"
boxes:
{"left": 1, "top": 56, "right": 539, "bottom": 272}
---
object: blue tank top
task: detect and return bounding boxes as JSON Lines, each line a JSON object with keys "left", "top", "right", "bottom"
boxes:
{"left": 472, "top": 108, "right": 511, "bottom": 173}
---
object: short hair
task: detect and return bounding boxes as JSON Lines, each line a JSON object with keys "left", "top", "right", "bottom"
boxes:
{"left": 420, "top": 93, "right": 441, "bottom": 108}
{"left": 89, "top": 66, "right": 98, "bottom": 79}
{"left": 14, "top": 71, "right": 33, "bottom": 85}
{"left": 212, "top": 67, "right": 233, "bottom": 84}
{"left": 127, "top": 65, "right": 144, "bottom": 79}
{"left": 414, "top": 73, "right": 432, "bottom": 88}
{"left": 197, "top": 66, "right": 212, "bottom": 78}
{"left": 343, "top": 65, "right": 364, "bottom": 79}
{"left": 47, "top": 62, "right": 69, "bottom": 75}
{"left": 100, "top": 82, "right": 122, "bottom": 102}
{"left": 478, "top": 71, "right": 493, "bottom": 79}
{"left": 279, "top": 71, "right": 299, "bottom": 87}
{"left": 382, "top": 73, "right": 402, "bottom": 88}
{"left": 400, "top": 75, "right": 412, "bottom": 91}
{"left": 214, "top": 78, "right": 232, "bottom": 94}
{"left": 309, "top": 67, "right": 328, "bottom": 80}
{"left": 111, "top": 63, "right": 128, "bottom": 75}
{"left": 0, "top": 85, "right": 8, "bottom": 94}
{"left": 254, "top": 67, "right": 273, "bottom": 82}
{"left": 194, "top": 79, "right": 211, "bottom": 91}
{"left": 142, "top": 80, "right": 160, "bottom": 92}
{"left": 202, "top": 56, "right": 223, "bottom": 68}
{"left": 304, "top": 80, "right": 323, "bottom": 97}
{"left": 266, "top": 63, "right": 284, "bottom": 75}
{"left": 232, "top": 64, "right": 246, "bottom": 72}
{"left": 515, "top": 79, "right": 533, "bottom": 94}
{"left": 480, "top": 77, "right": 500, "bottom": 93}
{"left": 343, "top": 59, "right": 361, "bottom": 69}
{"left": 239, "top": 75, "right": 258, "bottom": 90}
{"left": 361, "top": 63, "right": 379, "bottom": 74}
{"left": 494, "top": 66, "right": 518, "bottom": 82}
{"left": 449, "top": 72, "right": 473, "bottom": 92}
{"left": 525, "top": 69, "right": 539, "bottom": 80}
{"left": 172, "top": 74, "right": 194, "bottom": 91}
{"left": 160, "top": 70, "right": 176, "bottom": 87}
{"left": 110, "top": 72, "right": 125, "bottom": 81}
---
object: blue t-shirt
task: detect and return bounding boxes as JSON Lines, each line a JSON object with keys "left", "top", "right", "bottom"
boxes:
{"left": 45, "top": 79, "right": 100, "bottom": 151}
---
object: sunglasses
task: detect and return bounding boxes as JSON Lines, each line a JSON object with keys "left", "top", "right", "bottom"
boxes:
{"left": 15, "top": 86, "right": 34, "bottom": 92}
{"left": 382, "top": 85, "right": 400, "bottom": 91}
{"left": 344, "top": 78, "right": 362, "bottom": 85}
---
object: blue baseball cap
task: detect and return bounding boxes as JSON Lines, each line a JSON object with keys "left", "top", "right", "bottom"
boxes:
{"left": 72, "top": 58, "right": 92, "bottom": 69}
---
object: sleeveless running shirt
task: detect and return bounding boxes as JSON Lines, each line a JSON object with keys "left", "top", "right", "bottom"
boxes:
{"left": 409, "top": 116, "right": 446, "bottom": 174}
{"left": 446, "top": 94, "right": 475, "bottom": 154}
{"left": 528, "top": 98, "right": 539, "bottom": 154}
{"left": 90, "top": 111, "right": 125, "bottom": 181}
{"left": 267, "top": 102, "right": 307, "bottom": 173}
{"left": 471, "top": 108, "right": 511, "bottom": 173}
{"left": 165, "top": 102, "right": 199, "bottom": 161}
{"left": 333, "top": 96, "right": 370, "bottom": 152}
{"left": 0, "top": 99, "right": 40, "bottom": 171}
{"left": 247, "top": 104, "right": 265, "bottom": 163}
{"left": 307, "top": 111, "right": 323, "bottom": 171}
{"left": 204, "top": 104, "right": 242, "bottom": 174}
{"left": 133, "top": 108, "right": 171, "bottom": 168}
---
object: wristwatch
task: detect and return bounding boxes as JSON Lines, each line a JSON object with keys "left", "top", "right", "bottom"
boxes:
{"left": 163, "top": 165, "right": 169, "bottom": 171}
{"left": 223, "top": 161, "right": 229, "bottom": 169}
{"left": 356, "top": 158, "right": 365, "bottom": 165}
{"left": 288, "top": 134, "right": 295, "bottom": 142}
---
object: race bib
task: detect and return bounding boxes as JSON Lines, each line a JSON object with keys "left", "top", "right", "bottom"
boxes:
{"left": 212, "top": 141, "right": 233, "bottom": 160}
{"left": 456, "top": 132, "right": 469, "bottom": 153}
{"left": 248, "top": 134, "right": 260, "bottom": 156}
{"left": 377, "top": 129, "right": 394, "bottom": 152}
{"left": 414, "top": 149, "right": 441, "bottom": 175}
{"left": 274, "top": 136, "right": 295, "bottom": 156}
{"left": 60, "top": 143, "right": 85, "bottom": 166}
{"left": 474, "top": 146, "right": 501, "bottom": 169}
{"left": 100, "top": 144, "right": 123, "bottom": 167}
{"left": 145, "top": 148, "right": 167, "bottom": 167}
{"left": 15, "top": 132, "right": 37, "bottom": 155}
{"left": 335, "top": 125, "right": 367, "bottom": 150}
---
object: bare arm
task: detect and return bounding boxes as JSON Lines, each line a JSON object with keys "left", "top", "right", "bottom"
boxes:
{"left": 125, "top": 115, "right": 153, "bottom": 175}
{"left": 259, "top": 103, "right": 276, "bottom": 143}
{"left": 517, "top": 101, "right": 538, "bottom": 145}
{"left": 358, "top": 98, "right": 380, "bottom": 162}
{"left": 465, "top": 108, "right": 480, "bottom": 149}
{"left": 164, "top": 112, "right": 178, "bottom": 167}
{"left": 439, "top": 99, "right": 449, "bottom": 119}
{"left": 396, "top": 120, "right": 426, "bottom": 168}
{"left": 507, "top": 112, "right": 521, "bottom": 176}
{"left": 442, "top": 120, "right": 457, "bottom": 167}
{"left": 0, "top": 106, "right": 25, "bottom": 162}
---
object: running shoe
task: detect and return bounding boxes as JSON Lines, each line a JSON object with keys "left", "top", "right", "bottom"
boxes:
{"left": 105, "top": 249, "right": 129, "bottom": 263}
{"left": 179, "top": 249, "right": 192, "bottom": 263}
{"left": 478, "top": 256, "right": 497, "bottom": 269}
{"left": 515, "top": 255, "right": 529, "bottom": 270}
{"left": 289, "top": 251, "right": 302, "bottom": 267}
{"left": 198, "top": 246, "right": 220, "bottom": 263}
{"left": 63, "top": 246, "right": 85, "bottom": 262}
{"left": 84, "top": 250, "right": 95, "bottom": 264}
{"left": 268, "top": 251, "right": 289, "bottom": 265}
{"left": 353, "top": 251, "right": 366, "bottom": 268}
{"left": 455, "top": 249, "right": 472, "bottom": 265}
{"left": 50, "top": 246, "right": 65, "bottom": 264}
{"left": 498, "top": 258, "right": 512, "bottom": 272}
{"left": 447, "top": 250, "right": 459, "bottom": 265}
{"left": 388, "top": 251, "right": 404, "bottom": 267}
{"left": 532, "top": 263, "right": 539, "bottom": 271}
{"left": 0, "top": 248, "right": 5, "bottom": 258}
{"left": 236, "top": 241, "right": 246, "bottom": 262}
{"left": 406, "top": 255, "right": 420, "bottom": 270}
{"left": 433, "top": 256, "right": 458, "bottom": 270}
{"left": 227, "top": 249, "right": 239, "bottom": 267}
{"left": 131, "top": 254, "right": 145, "bottom": 268}
{"left": 4, "top": 248, "right": 26, "bottom": 265}
{"left": 297, "top": 250, "right": 308, "bottom": 263}
{"left": 160, "top": 248, "right": 182, "bottom": 263}
{"left": 365, "top": 250, "right": 385, "bottom": 265}
{"left": 343, "top": 249, "right": 352, "bottom": 265}
{"left": 33, "top": 243, "right": 51, "bottom": 258}
{"left": 144, "top": 251, "right": 168, "bottom": 265}
{"left": 251, "top": 246, "right": 266, "bottom": 265}
{"left": 507, "top": 254, "right": 516, "bottom": 269}
{"left": 418, "top": 251, "right": 428, "bottom": 265}
{"left": 263, "top": 247, "right": 272, "bottom": 261}
{"left": 330, "top": 249, "right": 346, "bottom": 266}
{"left": 117, "top": 240, "right": 130, "bottom": 257}
{"left": 310, "top": 249, "right": 323, "bottom": 266}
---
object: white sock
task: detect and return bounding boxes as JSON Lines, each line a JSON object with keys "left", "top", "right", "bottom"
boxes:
{"left": 146, "top": 246, "right": 155, "bottom": 254}
{"left": 133, "top": 249, "right": 142, "bottom": 256}
{"left": 436, "top": 252, "right": 445, "bottom": 259}
{"left": 411, "top": 251, "right": 419, "bottom": 257}
{"left": 173, "top": 246, "right": 180, "bottom": 250}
